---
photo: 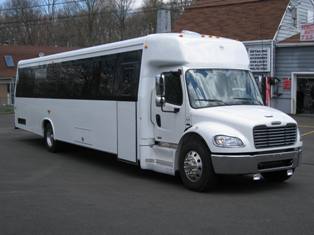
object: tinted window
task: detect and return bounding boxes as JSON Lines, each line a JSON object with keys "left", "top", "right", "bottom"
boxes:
{"left": 98, "top": 55, "right": 116, "bottom": 99}
{"left": 33, "top": 65, "right": 48, "bottom": 97}
{"left": 15, "top": 50, "right": 142, "bottom": 101}
{"left": 118, "top": 62, "right": 139, "bottom": 100}
{"left": 164, "top": 72, "right": 183, "bottom": 106}
{"left": 16, "top": 68, "right": 35, "bottom": 97}
{"left": 117, "top": 50, "right": 142, "bottom": 101}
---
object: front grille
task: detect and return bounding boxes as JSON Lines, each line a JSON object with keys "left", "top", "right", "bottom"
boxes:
{"left": 253, "top": 123, "right": 297, "bottom": 149}
{"left": 258, "top": 159, "right": 293, "bottom": 170}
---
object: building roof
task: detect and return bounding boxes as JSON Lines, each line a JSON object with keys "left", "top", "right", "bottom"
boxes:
{"left": 0, "top": 45, "right": 74, "bottom": 78}
{"left": 279, "top": 33, "right": 302, "bottom": 43}
{"left": 174, "top": 0, "right": 290, "bottom": 41}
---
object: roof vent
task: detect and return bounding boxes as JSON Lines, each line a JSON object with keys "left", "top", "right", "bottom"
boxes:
{"left": 181, "top": 30, "right": 201, "bottom": 36}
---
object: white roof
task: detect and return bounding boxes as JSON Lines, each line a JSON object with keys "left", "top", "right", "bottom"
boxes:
{"left": 18, "top": 33, "right": 250, "bottom": 70}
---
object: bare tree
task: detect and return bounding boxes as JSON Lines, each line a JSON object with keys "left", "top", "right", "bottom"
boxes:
{"left": 140, "top": 0, "right": 163, "bottom": 34}
{"left": 42, "top": 0, "right": 58, "bottom": 45}
{"left": 111, "top": 0, "right": 134, "bottom": 40}
{"left": 2, "top": 0, "right": 41, "bottom": 45}
{"left": 0, "top": 0, "right": 183, "bottom": 47}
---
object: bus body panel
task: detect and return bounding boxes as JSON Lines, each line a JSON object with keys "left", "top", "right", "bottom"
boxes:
{"left": 117, "top": 101, "right": 137, "bottom": 163}
{"left": 15, "top": 98, "right": 118, "bottom": 154}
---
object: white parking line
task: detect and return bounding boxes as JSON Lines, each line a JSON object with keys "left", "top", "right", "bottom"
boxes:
{"left": 301, "top": 130, "right": 314, "bottom": 137}
{"left": 299, "top": 125, "right": 314, "bottom": 128}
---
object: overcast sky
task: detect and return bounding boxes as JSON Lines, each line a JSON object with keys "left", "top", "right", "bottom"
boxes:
{"left": 133, "top": 0, "right": 144, "bottom": 9}
{"left": 0, "top": 0, "right": 146, "bottom": 9}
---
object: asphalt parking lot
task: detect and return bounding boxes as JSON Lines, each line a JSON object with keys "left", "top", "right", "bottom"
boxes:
{"left": 1, "top": 114, "right": 314, "bottom": 235}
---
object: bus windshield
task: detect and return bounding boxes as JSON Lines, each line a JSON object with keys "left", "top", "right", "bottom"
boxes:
{"left": 185, "top": 69, "right": 264, "bottom": 108}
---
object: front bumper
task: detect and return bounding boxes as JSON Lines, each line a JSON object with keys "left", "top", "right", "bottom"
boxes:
{"left": 211, "top": 148, "right": 302, "bottom": 174}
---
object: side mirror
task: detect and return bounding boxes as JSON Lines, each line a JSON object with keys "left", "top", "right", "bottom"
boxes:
{"left": 155, "top": 74, "right": 166, "bottom": 107}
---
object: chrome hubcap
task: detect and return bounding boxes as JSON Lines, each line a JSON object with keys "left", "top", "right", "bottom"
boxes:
{"left": 46, "top": 129, "right": 54, "bottom": 147}
{"left": 184, "top": 150, "right": 203, "bottom": 182}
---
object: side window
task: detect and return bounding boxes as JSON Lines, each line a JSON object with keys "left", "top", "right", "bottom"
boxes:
{"left": 164, "top": 72, "right": 183, "bottom": 106}
{"left": 16, "top": 50, "right": 142, "bottom": 100}
{"left": 118, "top": 62, "right": 138, "bottom": 100}
{"left": 71, "top": 60, "right": 86, "bottom": 99}
{"left": 33, "top": 65, "right": 48, "bottom": 98}
{"left": 98, "top": 55, "right": 116, "bottom": 99}
{"left": 116, "top": 50, "right": 142, "bottom": 101}
{"left": 56, "top": 61, "right": 74, "bottom": 99}
{"left": 16, "top": 68, "right": 35, "bottom": 97}
{"left": 46, "top": 64, "right": 58, "bottom": 98}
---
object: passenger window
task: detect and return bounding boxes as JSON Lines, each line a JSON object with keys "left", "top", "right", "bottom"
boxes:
{"left": 34, "top": 65, "right": 50, "bottom": 98}
{"left": 164, "top": 72, "right": 183, "bottom": 106}
{"left": 57, "top": 62, "right": 75, "bottom": 99}
{"left": 98, "top": 55, "right": 116, "bottom": 99}
{"left": 16, "top": 50, "right": 142, "bottom": 100}
{"left": 16, "top": 68, "right": 35, "bottom": 97}
{"left": 118, "top": 62, "right": 139, "bottom": 100}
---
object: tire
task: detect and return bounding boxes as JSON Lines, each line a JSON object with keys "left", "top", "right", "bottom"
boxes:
{"left": 44, "top": 122, "right": 59, "bottom": 153}
{"left": 262, "top": 170, "right": 293, "bottom": 182}
{"left": 179, "top": 138, "right": 217, "bottom": 192}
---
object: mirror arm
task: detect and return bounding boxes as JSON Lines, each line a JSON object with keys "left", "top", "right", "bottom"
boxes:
{"left": 161, "top": 104, "right": 180, "bottom": 113}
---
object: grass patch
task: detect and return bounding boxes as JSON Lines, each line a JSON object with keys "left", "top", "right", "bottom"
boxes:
{"left": 0, "top": 105, "right": 14, "bottom": 114}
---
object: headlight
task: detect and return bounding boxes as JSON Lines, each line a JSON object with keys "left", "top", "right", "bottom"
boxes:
{"left": 213, "top": 135, "right": 244, "bottom": 148}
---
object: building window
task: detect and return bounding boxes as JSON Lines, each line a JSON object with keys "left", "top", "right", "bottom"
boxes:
{"left": 292, "top": 7, "right": 298, "bottom": 28}
{"left": 308, "top": 10, "right": 314, "bottom": 23}
{"left": 4, "top": 55, "right": 15, "bottom": 67}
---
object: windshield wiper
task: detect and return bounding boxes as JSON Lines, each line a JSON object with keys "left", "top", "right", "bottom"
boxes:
{"left": 232, "top": 97, "right": 263, "bottom": 105}
{"left": 195, "top": 99, "right": 225, "bottom": 104}
{"left": 233, "top": 97, "right": 252, "bottom": 100}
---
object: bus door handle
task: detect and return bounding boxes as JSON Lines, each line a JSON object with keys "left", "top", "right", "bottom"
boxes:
{"left": 156, "top": 115, "right": 161, "bottom": 127}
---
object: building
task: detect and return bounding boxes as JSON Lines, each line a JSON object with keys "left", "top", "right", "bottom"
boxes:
{"left": 0, "top": 45, "right": 74, "bottom": 106}
{"left": 174, "top": 0, "right": 314, "bottom": 114}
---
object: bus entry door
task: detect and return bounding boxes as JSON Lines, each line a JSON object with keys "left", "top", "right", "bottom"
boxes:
{"left": 116, "top": 62, "right": 139, "bottom": 163}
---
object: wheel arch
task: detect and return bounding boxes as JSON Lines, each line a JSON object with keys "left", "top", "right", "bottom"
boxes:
{"left": 175, "top": 131, "right": 210, "bottom": 172}
{"left": 42, "top": 118, "right": 55, "bottom": 137}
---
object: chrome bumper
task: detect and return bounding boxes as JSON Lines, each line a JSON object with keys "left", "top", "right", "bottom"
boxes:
{"left": 211, "top": 148, "right": 302, "bottom": 174}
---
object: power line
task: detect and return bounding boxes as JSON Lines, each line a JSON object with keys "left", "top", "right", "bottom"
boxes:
{"left": 0, "top": 0, "right": 86, "bottom": 12}
{"left": 0, "top": 0, "right": 253, "bottom": 30}
{"left": 0, "top": 6, "right": 161, "bottom": 30}
{"left": 0, "top": 0, "right": 230, "bottom": 14}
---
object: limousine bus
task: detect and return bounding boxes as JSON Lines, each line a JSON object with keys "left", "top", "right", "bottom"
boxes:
{"left": 14, "top": 32, "right": 303, "bottom": 191}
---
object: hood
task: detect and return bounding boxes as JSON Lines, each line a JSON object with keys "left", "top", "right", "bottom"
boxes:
{"left": 191, "top": 105, "right": 296, "bottom": 129}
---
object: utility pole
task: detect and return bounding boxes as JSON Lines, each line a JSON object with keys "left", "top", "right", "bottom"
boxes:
{"left": 156, "top": 7, "right": 171, "bottom": 33}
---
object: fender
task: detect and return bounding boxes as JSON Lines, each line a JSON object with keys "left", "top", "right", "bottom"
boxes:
{"left": 174, "top": 121, "right": 251, "bottom": 171}
{"left": 42, "top": 118, "right": 57, "bottom": 139}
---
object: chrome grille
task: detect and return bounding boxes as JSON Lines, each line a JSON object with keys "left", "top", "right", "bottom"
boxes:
{"left": 253, "top": 124, "right": 297, "bottom": 149}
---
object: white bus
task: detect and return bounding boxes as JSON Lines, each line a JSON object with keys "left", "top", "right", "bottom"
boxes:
{"left": 15, "top": 32, "right": 302, "bottom": 191}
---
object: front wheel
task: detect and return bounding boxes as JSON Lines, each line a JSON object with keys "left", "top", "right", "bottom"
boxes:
{"left": 179, "top": 138, "right": 217, "bottom": 192}
{"left": 44, "top": 123, "right": 59, "bottom": 153}
{"left": 262, "top": 170, "right": 293, "bottom": 182}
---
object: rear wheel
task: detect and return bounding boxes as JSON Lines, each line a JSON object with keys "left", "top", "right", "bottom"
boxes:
{"left": 262, "top": 170, "right": 293, "bottom": 182}
{"left": 44, "top": 122, "right": 59, "bottom": 153}
{"left": 179, "top": 138, "right": 217, "bottom": 192}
